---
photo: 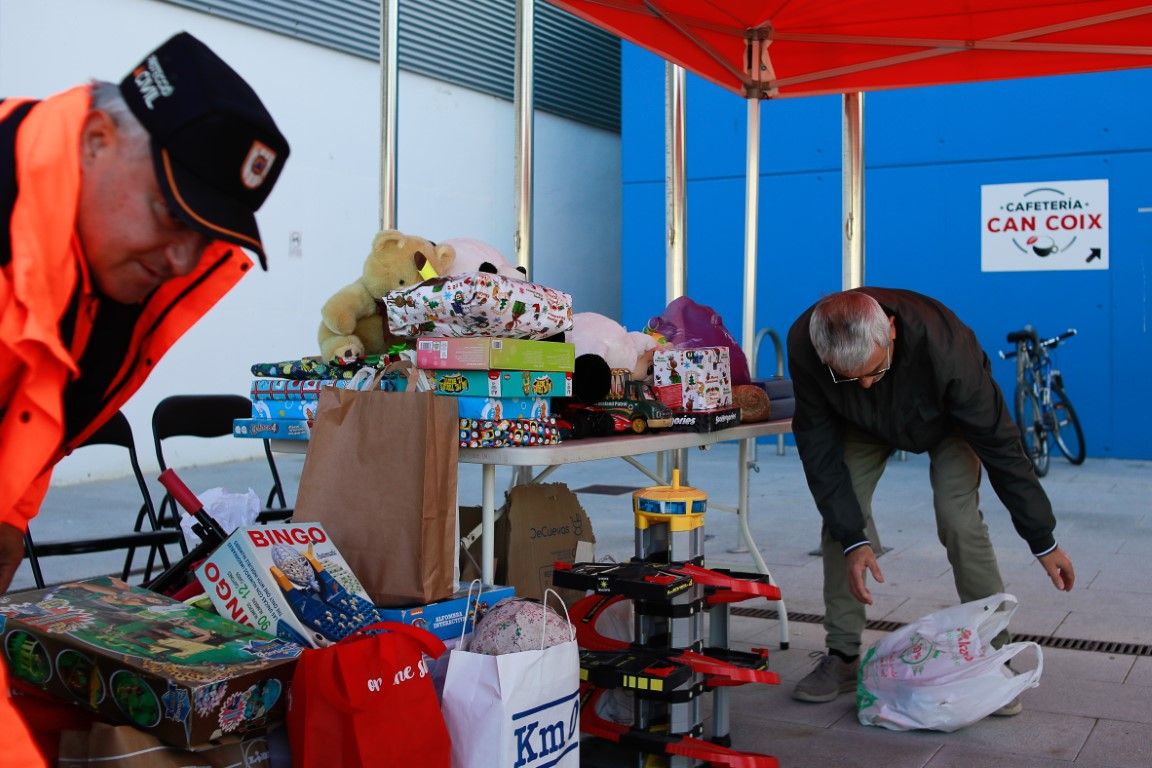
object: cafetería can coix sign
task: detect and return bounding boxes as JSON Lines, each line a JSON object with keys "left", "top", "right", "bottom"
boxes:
{"left": 981, "top": 179, "right": 1109, "bottom": 272}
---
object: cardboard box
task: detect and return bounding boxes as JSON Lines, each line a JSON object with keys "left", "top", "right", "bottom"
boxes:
{"left": 196, "top": 524, "right": 377, "bottom": 648}
{"left": 652, "top": 346, "right": 733, "bottom": 412}
{"left": 496, "top": 483, "right": 596, "bottom": 604}
{"left": 416, "top": 368, "right": 573, "bottom": 398}
{"left": 454, "top": 395, "right": 553, "bottom": 420}
{"left": 232, "top": 418, "right": 310, "bottom": 441}
{"left": 670, "top": 406, "right": 742, "bottom": 433}
{"left": 416, "top": 337, "right": 575, "bottom": 372}
{"left": 0, "top": 576, "right": 300, "bottom": 749}
{"left": 376, "top": 584, "right": 515, "bottom": 641}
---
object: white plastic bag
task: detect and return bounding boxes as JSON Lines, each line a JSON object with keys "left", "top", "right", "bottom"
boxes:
{"left": 857, "top": 593, "right": 1043, "bottom": 732}
{"left": 179, "top": 487, "right": 260, "bottom": 545}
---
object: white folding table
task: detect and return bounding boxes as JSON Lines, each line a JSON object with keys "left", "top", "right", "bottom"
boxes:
{"left": 272, "top": 418, "right": 793, "bottom": 644}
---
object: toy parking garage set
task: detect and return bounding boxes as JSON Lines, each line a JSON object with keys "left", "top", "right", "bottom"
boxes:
{"left": 554, "top": 470, "right": 783, "bottom": 767}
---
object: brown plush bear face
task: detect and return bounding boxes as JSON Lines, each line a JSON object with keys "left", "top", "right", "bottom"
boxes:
{"left": 361, "top": 229, "right": 456, "bottom": 296}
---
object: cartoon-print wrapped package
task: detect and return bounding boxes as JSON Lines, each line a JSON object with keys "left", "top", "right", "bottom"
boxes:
{"left": 381, "top": 272, "right": 573, "bottom": 340}
{"left": 0, "top": 576, "right": 300, "bottom": 749}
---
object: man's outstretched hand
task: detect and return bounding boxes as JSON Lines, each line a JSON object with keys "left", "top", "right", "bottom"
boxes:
{"left": 1039, "top": 546, "right": 1075, "bottom": 591}
{"left": 846, "top": 544, "right": 885, "bottom": 605}
{"left": 0, "top": 522, "right": 26, "bottom": 594}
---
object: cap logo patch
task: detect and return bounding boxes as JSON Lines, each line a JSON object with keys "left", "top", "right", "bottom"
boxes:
{"left": 241, "top": 141, "right": 277, "bottom": 189}
{"left": 133, "top": 54, "right": 175, "bottom": 110}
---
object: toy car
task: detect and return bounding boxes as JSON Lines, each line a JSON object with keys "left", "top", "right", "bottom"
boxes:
{"left": 558, "top": 380, "right": 674, "bottom": 437}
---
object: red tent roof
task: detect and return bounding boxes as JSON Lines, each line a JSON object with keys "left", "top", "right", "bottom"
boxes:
{"left": 547, "top": 0, "right": 1152, "bottom": 97}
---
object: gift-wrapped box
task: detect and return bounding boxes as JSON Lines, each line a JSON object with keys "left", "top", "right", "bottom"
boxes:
{"left": 0, "top": 576, "right": 300, "bottom": 749}
{"left": 382, "top": 272, "right": 573, "bottom": 340}
{"left": 652, "top": 346, "right": 734, "bottom": 412}
{"left": 249, "top": 374, "right": 406, "bottom": 401}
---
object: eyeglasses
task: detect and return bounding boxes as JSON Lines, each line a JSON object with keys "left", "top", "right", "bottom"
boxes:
{"left": 828, "top": 345, "right": 891, "bottom": 384}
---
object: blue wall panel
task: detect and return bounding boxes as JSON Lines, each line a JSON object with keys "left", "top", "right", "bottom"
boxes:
{"left": 622, "top": 44, "right": 1152, "bottom": 458}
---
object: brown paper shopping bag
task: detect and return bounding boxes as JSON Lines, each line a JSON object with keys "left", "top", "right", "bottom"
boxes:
{"left": 293, "top": 389, "right": 459, "bottom": 607}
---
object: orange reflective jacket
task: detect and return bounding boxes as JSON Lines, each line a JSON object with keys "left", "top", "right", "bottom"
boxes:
{"left": 0, "top": 86, "right": 254, "bottom": 532}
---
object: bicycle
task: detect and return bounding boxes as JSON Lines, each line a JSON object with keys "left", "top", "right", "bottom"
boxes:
{"left": 998, "top": 326, "right": 1086, "bottom": 477}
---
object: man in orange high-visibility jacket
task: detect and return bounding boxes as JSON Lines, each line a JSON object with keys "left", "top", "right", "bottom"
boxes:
{"left": 0, "top": 33, "right": 289, "bottom": 763}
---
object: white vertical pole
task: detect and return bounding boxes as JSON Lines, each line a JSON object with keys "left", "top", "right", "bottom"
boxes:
{"left": 742, "top": 98, "right": 761, "bottom": 367}
{"left": 378, "top": 0, "right": 399, "bottom": 230}
{"left": 666, "top": 63, "right": 687, "bottom": 302}
{"left": 514, "top": 0, "right": 535, "bottom": 279}
{"left": 842, "top": 92, "right": 865, "bottom": 289}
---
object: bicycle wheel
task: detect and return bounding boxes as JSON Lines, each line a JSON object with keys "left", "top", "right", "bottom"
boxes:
{"left": 1049, "top": 385, "right": 1086, "bottom": 465}
{"left": 1014, "top": 385, "right": 1050, "bottom": 477}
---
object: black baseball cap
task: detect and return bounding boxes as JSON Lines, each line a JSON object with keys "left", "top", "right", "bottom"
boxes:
{"left": 119, "top": 32, "right": 289, "bottom": 269}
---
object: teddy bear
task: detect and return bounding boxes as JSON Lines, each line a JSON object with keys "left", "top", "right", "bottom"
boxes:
{"left": 317, "top": 229, "right": 456, "bottom": 363}
{"left": 441, "top": 237, "right": 527, "bottom": 280}
{"left": 569, "top": 311, "right": 662, "bottom": 403}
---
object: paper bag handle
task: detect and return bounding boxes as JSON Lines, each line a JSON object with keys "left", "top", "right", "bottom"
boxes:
{"left": 458, "top": 579, "right": 484, "bottom": 644}
{"left": 540, "top": 588, "right": 576, "bottom": 650}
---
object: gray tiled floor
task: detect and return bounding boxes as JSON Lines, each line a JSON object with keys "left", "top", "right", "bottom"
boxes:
{"left": 10, "top": 442, "right": 1152, "bottom": 767}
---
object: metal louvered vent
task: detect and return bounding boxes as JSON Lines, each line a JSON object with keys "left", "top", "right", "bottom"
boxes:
{"left": 731, "top": 607, "right": 1152, "bottom": 657}
{"left": 158, "top": 0, "right": 620, "bottom": 132}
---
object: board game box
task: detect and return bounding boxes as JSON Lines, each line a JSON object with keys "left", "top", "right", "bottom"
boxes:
{"left": 196, "top": 523, "right": 377, "bottom": 649}
{"left": 416, "top": 337, "right": 575, "bottom": 372}
{"left": 0, "top": 576, "right": 300, "bottom": 749}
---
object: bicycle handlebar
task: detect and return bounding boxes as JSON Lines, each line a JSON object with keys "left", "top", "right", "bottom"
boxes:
{"left": 998, "top": 327, "right": 1077, "bottom": 359}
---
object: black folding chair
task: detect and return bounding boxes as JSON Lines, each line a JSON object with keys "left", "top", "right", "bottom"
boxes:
{"left": 23, "top": 411, "right": 180, "bottom": 589}
{"left": 148, "top": 394, "right": 293, "bottom": 552}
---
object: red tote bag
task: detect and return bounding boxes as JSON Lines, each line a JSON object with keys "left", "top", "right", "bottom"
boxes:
{"left": 287, "top": 621, "right": 450, "bottom": 768}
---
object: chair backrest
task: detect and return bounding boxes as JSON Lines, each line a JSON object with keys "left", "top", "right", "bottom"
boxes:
{"left": 151, "top": 394, "right": 291, "bottom": 517}
{"left": 82, "top": 410, "right": 135, "bottom": 450}
{"left": 152, "top": 394, "right": 252, "bottom": 444}
{"left": 23, "top": 409, "right": 174, "bottom": 588}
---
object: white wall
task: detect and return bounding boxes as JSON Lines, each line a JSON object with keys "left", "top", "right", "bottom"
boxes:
{"left": 0, "top": 0, "right": 621, "bottom": 483}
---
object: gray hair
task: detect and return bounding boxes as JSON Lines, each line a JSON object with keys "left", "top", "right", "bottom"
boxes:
{"left": 808, "top": 291, "right": 890, "bottom": 371}
{"left": 89, "top": 80, "right": 151, "bottom": 159}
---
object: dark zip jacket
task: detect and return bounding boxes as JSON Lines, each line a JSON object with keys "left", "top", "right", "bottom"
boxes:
{"left": 786, "top": 287, "right": 1057, "bottom": 556}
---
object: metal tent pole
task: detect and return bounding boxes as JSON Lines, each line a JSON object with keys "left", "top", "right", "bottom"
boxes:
{"left": 842, "top": 92, "right": 864, "bottom": 290}
{"left": 514, "top": 0, "right": 535, "bottom": 278}
{"left": 378, "top": 0, "right": 399, "bottom": 229}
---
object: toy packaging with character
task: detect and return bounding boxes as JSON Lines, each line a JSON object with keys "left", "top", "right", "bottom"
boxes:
{"left": 195, "top": 523, "right": 378, "bottom": 649}
{"left": 0, "top": 576, "right": 300, "bottom": 749}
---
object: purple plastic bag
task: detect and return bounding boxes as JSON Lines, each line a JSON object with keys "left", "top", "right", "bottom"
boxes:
{"left": 645, "top": 296, "right": 751, "bottom": 385}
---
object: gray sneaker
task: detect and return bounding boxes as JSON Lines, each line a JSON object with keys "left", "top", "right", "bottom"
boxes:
{"left": 792, "top": 653, "right": 859, "bottom": 703}
{"left": 991, "top": 696, "right": 1023, "bottom": 716}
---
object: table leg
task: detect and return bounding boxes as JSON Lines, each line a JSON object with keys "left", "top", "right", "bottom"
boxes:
{"left": 482, "top": 463, "right": 496, "bottom": 584}
{"left": 738, "top": 438, "right": 790, "bottom": 648}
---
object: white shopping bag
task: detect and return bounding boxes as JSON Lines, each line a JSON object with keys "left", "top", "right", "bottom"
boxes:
{"left": 857, "top": 593, "right": 1043, "bottom": 732}
{"left": 441, "top": 590, "right": 580, "bottom": 768}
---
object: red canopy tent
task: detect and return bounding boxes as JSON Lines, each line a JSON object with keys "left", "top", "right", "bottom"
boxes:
{"left": 546, "top": 1, "right": 1152, "bottom": 98}
{"left": 545, "top": 0, "right": 1152, "bottom": 386}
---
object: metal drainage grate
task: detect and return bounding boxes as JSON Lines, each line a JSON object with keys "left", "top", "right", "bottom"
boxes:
{"left": 731, "top": 607, "right": 1152, "bottom": 657}
{"left": 572, "top": 484, "right": 644, "bottom": 496}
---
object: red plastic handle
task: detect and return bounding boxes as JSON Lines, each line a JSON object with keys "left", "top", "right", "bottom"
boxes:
{"left": 158, "top": 468, "right": 201, "bottom": 515}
